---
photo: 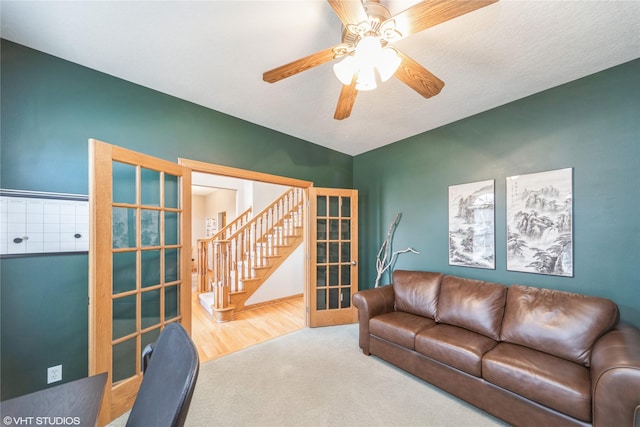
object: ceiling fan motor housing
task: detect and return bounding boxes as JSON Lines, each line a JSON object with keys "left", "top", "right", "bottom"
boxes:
{"left": 341, "top": 1, "right": 393, "bottom": 47}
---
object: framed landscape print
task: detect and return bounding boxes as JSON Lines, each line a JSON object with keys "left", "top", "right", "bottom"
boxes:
{"left": 448, "top": 179, "right": 495, "bottom": 269}
{"left": 506, "top": 168, "right": 573, "bottom": 276}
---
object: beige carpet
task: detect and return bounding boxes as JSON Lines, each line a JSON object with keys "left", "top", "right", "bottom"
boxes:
{"left": 109, "top": 324, "right": 508, "bottom": 427}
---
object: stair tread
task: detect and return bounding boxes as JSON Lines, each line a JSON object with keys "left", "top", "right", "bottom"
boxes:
{"left": 241, "top": 277, "right": 263, "bottom": 282}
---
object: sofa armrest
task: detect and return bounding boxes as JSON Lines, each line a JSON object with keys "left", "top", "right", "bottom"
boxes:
{"left": 352, "top": 285, "right": 395, "bottom": 355}
{"left": 590, "top": 322, "right": 640, "bottom": 427}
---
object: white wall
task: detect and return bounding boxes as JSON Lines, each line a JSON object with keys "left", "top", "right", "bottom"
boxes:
{"left": 245, "top": 244, "right": 304, "bottom": 306}
{"left": 252, "top": 181, "right": 289, "bottom": 214}
{"left": 192, "top": 172, "right": 248, "bottom": 215}
{"left": 204, "top": 189, "right": 236, "bottom": 228}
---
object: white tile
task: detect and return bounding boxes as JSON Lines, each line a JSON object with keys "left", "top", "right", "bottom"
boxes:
{"left": 0, "top": 212, "right": 7, "bottom": 234}
{"left": 59, "top": 202, "right": 75, "bottom": 216}
{"left": 0, "top": 198, "right": 8, "bottom": 216}
{"left": 43, "top": 212, "right": 60, "bottom": 224}
{"left": 8, "top": 238, "right": 26, "bottom": 254}
{"left": 26, "top": 232, "right": 43, "bottom": 243}
{"left": 26, "top": 199, "right": 43, "bottom": 214}
{"left": 7, "top": 199, "right": 26, "bottom": 213}
{"left": 44, "top": 222, "right": 60, "bottom": 233}
{"left": 60, "top": 223, "right": 75, "bottom": 233}
{"left": 0, "top": 232, "right": 8, "bottom": 255}
{"left": 76, "top": 239, "right": 89, "bottom": 251}
{"left": 60, "top": 214, "right": 75, "bottom": 224}
{"left": 25, "top": 240, "right": 44, "bottom": 253}
{"left": 26, "top": 219, "right": 44, "bottom": 233}
{"left": 43, "top": 241, "right": 61, "bottom": 252}
{"left": 7, "top": 211, "right": 25, "bottom": 224}
{"left": 44, "top": 232, "right": 59, "bottom": 242}
{"left": 60, "top": 241, "right": 76, "bottom": 251}
{"left": 7, "top": 222, "right": 26, "bottom": 234}
{"left": 76, "top": 201, "right": 89, "bottom": 213}
{"left": 76, "top": 214, "right": 90, "bottom": 225}
{"left": 27, "top": 213, "right": 44, "bottom": 226}
{"left": 43, "top": 201, "right": 59, "bottom": 215}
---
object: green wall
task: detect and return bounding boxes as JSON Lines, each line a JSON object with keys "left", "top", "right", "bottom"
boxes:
{"left": 0, "top": 40, "right": 352, "bottom": 400}
{"left": 354, "top": 59, "right": 640, "bottom": 327}
{"left": 1, "top": 255, "right": 88, "bottom": 399}
{"left": 2, "top": 38, "right": 639, "bottom": 401}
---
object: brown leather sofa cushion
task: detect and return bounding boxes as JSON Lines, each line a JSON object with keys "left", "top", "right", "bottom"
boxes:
{"left": 435, "top": 276, "right": 507, "bottom": 340}
{"left": 415, "top": 324, "right": 497, "bottom": 377}
{"left": 392, "top": 270, "right": 442, "bottom": 319}
{"left": 500, "top": 285, "right": 619, "bottom": 366}
{"left": 370, "top": 311, "right": 436, "bottom": 350}
{"left": 483, "top": 342, "right": 592, "bottom": 422}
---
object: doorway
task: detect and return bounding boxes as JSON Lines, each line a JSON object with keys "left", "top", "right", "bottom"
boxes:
{"left": 183, "top": 160, "right": 312, "bottom": 360}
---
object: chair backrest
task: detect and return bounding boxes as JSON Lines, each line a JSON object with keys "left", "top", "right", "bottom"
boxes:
{"left": 125, "top": 323, "right": 200, "bottom": 427}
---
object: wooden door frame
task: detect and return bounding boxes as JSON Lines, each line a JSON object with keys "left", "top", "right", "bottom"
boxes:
{"left": 177, "top": 158, "right": 313, "bottom": 324}
{"left": 178, "top": 159, "right": 313, "bottom": 188}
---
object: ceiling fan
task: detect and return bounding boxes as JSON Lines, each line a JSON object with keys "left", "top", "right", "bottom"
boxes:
{"left": 263, "top": 0, "right": 498, "bottom": 120}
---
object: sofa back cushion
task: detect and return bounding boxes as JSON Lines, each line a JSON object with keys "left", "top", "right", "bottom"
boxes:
{"left": 500, "top": 285, "right": 619, "bottom": 366}
{"left": 392, "top": 270, "right": 443, "bottom": 319}
{"left": 436, "top": 276, "right": 507, "bottom": 340}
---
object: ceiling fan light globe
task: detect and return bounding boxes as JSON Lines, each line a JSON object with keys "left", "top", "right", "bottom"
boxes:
{"left": 333, "top": 55, "right": 356, "bottom": 85}
{"left": 355, "top": 66, "right": 377, "bottom": 91}
{"left": 355, "top": 36, "right": 382, "bottom": 67}
{"left": 377, "top": 47, "right": 401, "bottom": 82}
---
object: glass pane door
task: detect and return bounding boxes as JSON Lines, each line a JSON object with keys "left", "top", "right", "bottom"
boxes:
{"left": 110, "top": 163, "right": 183, "bottom": 383}
{"left": 309, "top": 188, "right": 358, "bottom": 327}
{"left": 89, "top": 139, "right": 191, "bottom": 425}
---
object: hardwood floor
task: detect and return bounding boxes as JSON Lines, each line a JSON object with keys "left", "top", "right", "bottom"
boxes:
{"left": 191, "top": 294, "right": 306, "bottom": 363}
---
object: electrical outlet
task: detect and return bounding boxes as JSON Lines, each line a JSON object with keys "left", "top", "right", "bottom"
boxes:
{"left": 47, "top": 365, "right": 62, "bottom": 384}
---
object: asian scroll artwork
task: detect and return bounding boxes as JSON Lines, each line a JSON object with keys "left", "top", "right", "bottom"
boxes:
{"left": 506, "top": 168, "right": 573, "bottom": 277}
{"left": 448, "top": 180, "right": 495, "bottom": 269}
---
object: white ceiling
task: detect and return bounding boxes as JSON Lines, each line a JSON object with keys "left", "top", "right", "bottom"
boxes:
{"left": 2, "top": 1, "right": 639, "bottom": 156}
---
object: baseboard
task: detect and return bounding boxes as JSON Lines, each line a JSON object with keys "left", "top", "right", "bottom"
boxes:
{"left": 241, "top": 294, "right": 303, "bottom": 312}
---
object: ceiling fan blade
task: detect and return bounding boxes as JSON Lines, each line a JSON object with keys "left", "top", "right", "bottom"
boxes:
{"left": 327, "top": 0, "right": 369, "bottom": 28}
{"left": 263, "top": 47, "right": 337, "bottom": 83}
{"left": 394, "top": 49, "right": 444, "bottom": 99}
{"left": 334, "top": 79, "right": 358, "bottom": 120}
{"left": 389, "top": 0, "right": 498, "bottom": 40}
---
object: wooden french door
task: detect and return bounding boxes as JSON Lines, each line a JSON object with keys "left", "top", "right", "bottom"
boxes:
{"left": 308, "top": 187, "right": 358, "bottom": 327}
{"left": 89, "top": 139, "right": 192, "bottom": 426}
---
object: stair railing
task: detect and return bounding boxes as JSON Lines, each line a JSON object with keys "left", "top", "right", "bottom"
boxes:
{"left": 213, "top": 207, "right": 253, "bottom": 240}
{"left": 196, "top": 207, "right": 252, "bottom": 293}
{"left": 202, "top": 187, "right": 304, "bottom": 311}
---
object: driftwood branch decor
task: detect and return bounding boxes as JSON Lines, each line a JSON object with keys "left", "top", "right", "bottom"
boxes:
{"left": 375, "top": 212, "right": 419, "bottom": 287}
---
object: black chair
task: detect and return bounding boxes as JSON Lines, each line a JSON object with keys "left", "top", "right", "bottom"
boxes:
{"left": 126, "top": 323, "right": 200, "bottom": 427}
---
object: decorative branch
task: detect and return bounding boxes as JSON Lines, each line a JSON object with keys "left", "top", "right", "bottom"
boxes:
{"left": 375, "top": 212, "right": 419, "bottom": 287}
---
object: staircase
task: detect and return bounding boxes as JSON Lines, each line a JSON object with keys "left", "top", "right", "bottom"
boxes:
{"left": 196, "top": 187, "right": 304, "bottom": 322}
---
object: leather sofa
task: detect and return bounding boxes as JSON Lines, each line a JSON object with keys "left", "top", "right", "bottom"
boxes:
{"left": 352, "top": 270, "right": 640, "bottom": 427}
